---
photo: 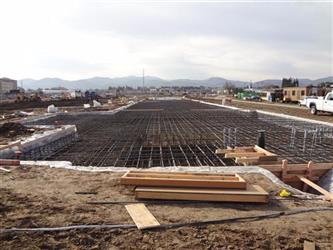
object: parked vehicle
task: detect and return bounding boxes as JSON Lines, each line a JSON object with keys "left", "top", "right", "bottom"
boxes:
{"left": 299, "top": 96, "right": 317, "bottom": 106}
{"left": 305, "top": 91, "right": 333, "bottom": 115}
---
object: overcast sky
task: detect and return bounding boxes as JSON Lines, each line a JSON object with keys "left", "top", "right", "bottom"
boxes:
{"left": 0, "top": 0, "right": 332, "bottom": 81}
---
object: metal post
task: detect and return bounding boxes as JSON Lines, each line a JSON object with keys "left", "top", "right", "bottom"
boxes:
{"left": 257, "top": 130, "right": 265, "bottom": 148}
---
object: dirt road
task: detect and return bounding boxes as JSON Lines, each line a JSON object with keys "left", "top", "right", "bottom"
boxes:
{"left": 200, "top": 98, "right": 333, "bottom": 124}
{"left": 1, "top": 166, "right": 332, "bottom": 249}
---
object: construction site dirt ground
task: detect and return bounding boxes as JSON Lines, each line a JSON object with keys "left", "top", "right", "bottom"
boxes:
{"left": 1, "top": 166, "right": 332, "bottom": 250}
{"left": 200, "top": 98, "right": 333, "bottom": 124}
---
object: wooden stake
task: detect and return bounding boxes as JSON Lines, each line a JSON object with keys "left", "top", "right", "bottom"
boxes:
{"left": 303, "top": 161, "right": 314, "bottom": 192}
{"left": 303, "top": 240, "right": 315, "bottom": 250}
{"left": 298, "top": 176, "right": 333, "bottom": 201}
{"left": 282, "top": 159, "right": 288, "bottom": 181}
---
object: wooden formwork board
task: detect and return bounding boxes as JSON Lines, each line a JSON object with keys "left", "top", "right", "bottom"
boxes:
{"left": 261, "top": 163, "right": 333, "bottom": 173}
{"left": 135, "top": 184, "right": 269, "bottom": 203}
{"left": 120, "top": 171, "right": 247, "bottom": 189}
{"left": 260, "top": 162, "right": 332, "bottom": 180}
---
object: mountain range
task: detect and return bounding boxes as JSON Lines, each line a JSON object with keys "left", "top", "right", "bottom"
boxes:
{"left": 19, "top": 76, "right": 333, "bottom": 90}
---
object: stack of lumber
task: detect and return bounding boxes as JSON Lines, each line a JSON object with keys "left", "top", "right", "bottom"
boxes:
{"left": 120, "top": 171, "right": 269, "bottom": 203}
{"left": 216, "top": 145, "right": 278, "bottom": 165}
{"left": 216, "top": 145, "right": 333, "bottom": 192}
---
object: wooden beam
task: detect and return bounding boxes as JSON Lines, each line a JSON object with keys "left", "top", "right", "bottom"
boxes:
{"left": 215, "top": 146, "right": 254, "bottom": 154}
{"left": 121, "top": 177, "right": 246, "bottom": 189}
{"left": 225, "top": 152, "right": 265, "bottom": 158}
{"left": 254, "top": 145, "right": 277, "bottom": 156}
{"left": 125, "top": 203, "right": 160, "bottom": 229}
{"left": 234, "top": 146, "right": 255, "bottom": 152}
{"left": 135, "top": 184, "right": 269, "bottom": 203}
{"left": 282, "top": 159, "right": 288, "bottom": 181}
{"left": 303, "top": 161, "right": 314, "bottom": 192}
{"left": 235, "top": 156, "right": 260, "bottom": 164}
{"left": 121, "top": 171, "right": 247, "bottom": 189}
{"left": 126, "top": 172, "right": 239, "bottom": 180}
{"left": 128, "top": 170, "right": 238, "bottom": 177}
{"left": 125, "top": 174, "right": 238, "bottom": 180}
{"left": 298, "top": 176, "right": 333, "bottom": 201}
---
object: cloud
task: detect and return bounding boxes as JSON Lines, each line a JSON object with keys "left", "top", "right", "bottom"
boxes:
{"left": 0, "top": 0, "right": 332, "bottom": 80}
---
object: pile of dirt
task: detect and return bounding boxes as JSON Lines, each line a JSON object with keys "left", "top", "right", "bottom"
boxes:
{"left": 0, "top": 122, "right": 33, "bottom": 138}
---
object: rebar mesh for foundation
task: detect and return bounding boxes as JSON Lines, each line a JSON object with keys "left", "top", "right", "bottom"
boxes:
{"left": 29, "top": 100, "right": 333, "bottom": 167}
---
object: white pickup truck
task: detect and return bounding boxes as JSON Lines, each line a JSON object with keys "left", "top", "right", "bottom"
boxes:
{"left": 306, "top": 91, "right": 333, "bottom": 115}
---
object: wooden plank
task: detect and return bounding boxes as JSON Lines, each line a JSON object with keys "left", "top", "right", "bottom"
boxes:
{"left": 298, "top": 176, "right": 333, "bottom": 201}
{"left": 215, "top": 147, "right": 254, "bottom": 154}
{"left": 127, "top": 170, "right": 238, "bottom": 177}
{"left": 234, "top": 146, "right": 255, "bottom": 152}
{"left": 235, "top": 156, "right": 260, "bottom": 164}
{"left": 257, "top": 155, "right": 278, "bottom": 162}
{"left": 125, "top": 174, "right": 238, "bottom": 181}
{"left": 125, "top": 203, "right": 160, "bottom": 229}
{"left": 283, "top": 175, "right": 319, "bottom": 182}
{"left": 225, "top": 152, "right": 265, "bottom": 158}
{"left": 135, "top": 185, "right": 268, "bottom": 203}
{"left": 126, "top": 173, "right": 239, "bottom": 180}
{"left": 254, "top": 145, "right": 277, "bottom": 156}
{"left": 121, "top": 171, "right": 247, "bottom": 189}
{"left": 303, "top": 240, "right": 315, "bottom": 250}
{"left": 121, "top": 176, "right": 246, "bottom": 189}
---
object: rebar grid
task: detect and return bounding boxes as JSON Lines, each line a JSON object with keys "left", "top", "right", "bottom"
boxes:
{"left": 29, "top": 100, "right": 333, "bottom": 167}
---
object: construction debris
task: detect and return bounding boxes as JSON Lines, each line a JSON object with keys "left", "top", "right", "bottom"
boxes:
{"left": 47, "top": 105, "right": 58, "bottom": 113}
{"left": 0, "top": 122, "right": 33, "bottom": 138}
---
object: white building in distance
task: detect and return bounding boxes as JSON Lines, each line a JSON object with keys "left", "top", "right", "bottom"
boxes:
{"left": 0, "top": 77, "right": 17, "bottom": 94}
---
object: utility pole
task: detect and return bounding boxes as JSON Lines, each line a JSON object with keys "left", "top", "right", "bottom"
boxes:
{"left": 142, "top": 68, "right": 145, "bottom": 93}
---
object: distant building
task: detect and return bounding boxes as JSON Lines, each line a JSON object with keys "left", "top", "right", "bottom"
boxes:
{"left": 0, "top": 77, "right": 17, "bottom": 94}
{"left": 283, "top": 86, "right": 317, "bottom": 102}
{"left": 282, "top": 78, "right": 299, "bottom": 88}
{"left": 70, "top": 90, "right": 82, "bottom": 98}
{"left": 254, "top": 89, "right": 283, "bottom": 102}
